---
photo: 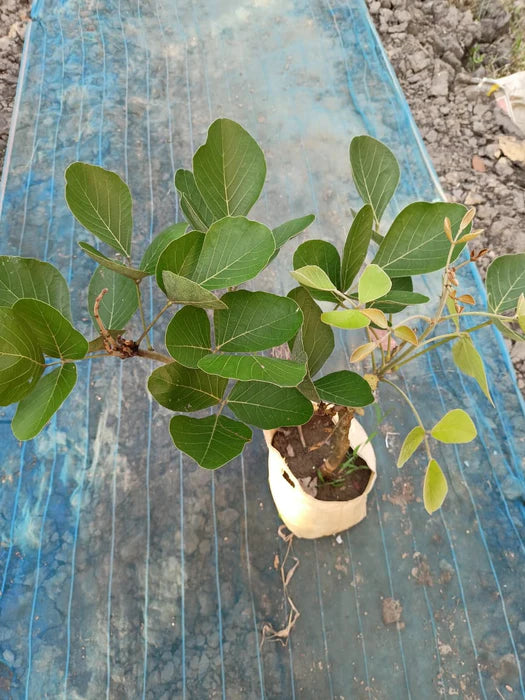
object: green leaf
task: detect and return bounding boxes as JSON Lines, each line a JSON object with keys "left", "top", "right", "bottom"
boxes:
{"left": 293, "top": 240, "right": 341, "bottom": 301}
{"left": 193, "top": 118, "right": 266, "bottom": 219}
{"left": 314, "top": 370, "right": 374, "bottom": 407}
{"left": 78, "top": 242, "right": 147, "bottom": 280}
{"left": 320, "top": 310, "right": 370, "bottom": 329}
{"left": 341, "top": 204, "right": 374, "bottom": 291}
{"left": 88, "top": 267, "right": 138, "bottom": 330}
{"left": 397, "top": 426, "right": 425, "bottom": 468}
{"left": 155, "top": 230, "right": 204, "bottom": 294}
{"left": 174, "top": 169, "right": 215, "bottom": 232}
{"left": 227, "top": 381, "right": 313, "bottom": 428}
{"left": 170, "top": 414, "right": 252, "bottom": 470}
{"left": 493, "top": 318, "right": 525, "bottom": 342}
{"left": 148, "top": 362, "right": 227, "bottom": 412}
{"left": 368, "top": 276, "right": 417, "bottom": 315}
{"left": 166, "top": 306, "right": 211, "bottom": 367}
{"left": 290, "top": 331, "right": 320, "bottom": 402}
{"left": 287, "top": 287, "right": 334, "bottom": 377}
{"left": 350, "top": 136, "right": 400, "bottom": 224}
{"left": 358, "top": 264, "right": 392, "bottom": 303}
{"left": 0, "top": 256, "right": 71, "bottom": 320}
{"left": 192, "top": 217, "right": 274, "bottom": 290}
{"left": 12, "top": 364, "right": 77, "bottom": 440}
{"left": 13, "top": 299, "right": 87, "bottom": 360}
{"left": 423, "top": 459, "right": 448, "bottom": 514}
{"left": 290, "top": 265, "right": 337, "bottom": 292}
{"left": 87, "top": 330, "right": 124, "bottom": 353}
{"left": 273, "top": 214, "right": 315, "bottom": 248}
{"left": 65, "top": 162, "right": 132, "bottom": 257}
{"left": 517, "top": 293, "right": 525, "bottom": 333}
{"left": 393, "top": 325, "right": 418, "bottom": 346}
{"left": 198, "top": 354, "right": 306, "bottom": 387}
{"left": 162, "top": 271, "right": 227, "bottom": 309}
{"left": 431, "top": 409, "right": 477, "bottom": 444}
{"left": 0, "top": 307, "right": 44, "bottom": 406}
{"left": 486, "top": 253, "right": 525, "bottom": 313}
{"left": 139, "top": 223, "right": 188, "bottom": 274}
{"left": 215, "top": 290, "right": 302, "bottom": 352}
{"left": 373, "top": 202, "right": 468, "bottom": 277}
{"left": 452, "top": 335, "right": 493, "bottom": 404}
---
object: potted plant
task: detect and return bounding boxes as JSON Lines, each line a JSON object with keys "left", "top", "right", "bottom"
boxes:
{"left": 0, "top": 120, "right": 523, "bottom": 542}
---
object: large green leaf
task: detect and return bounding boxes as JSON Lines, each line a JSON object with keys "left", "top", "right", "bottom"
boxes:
{"left": 397, "top": 426, "right": 425, "bottom": 468}
{"left": 162, "top": 271, "right": 227, "bottom": 310}
{"left": 139, "top": 223, "right": 188, "bottom": 274}
{"left": 314, "top": 370, "right": 374, "bottom": 407}
{"left": 273, "top": 214, "right": 315, "bottom": 248}
{"left": 175, "top": 169, "right": 215, "bottom": 232}
{"left": 0, "top": 256, "right": 71, "bottom": 319}
{"left": 431, "top": 409, "right": 477, "bottom": 444}
{"left": 88, "top": 267, "right": 138, "bottom": 330}
{"left": 170, "top": 414, "right": 252, "bottom": 469}
{"left": 78, "top": 242, "right": 147, "bottom": 281}
{"left": 193, "top": 118, "right": 266, "bottom": 219}
{"left": 358, "top": 264, "right": 392, "bottom": 303}
{"left": 215, "top": 290, "right": 302, "bottom": 352}
{"left": 13, "top": 299, "right": 87, "bottom": 360}
{"left": 373, "top": 202, "right": 468, "bottom": 277}
{"left": 12, "top": 364, "right": 77, "bottom": 440}
{"left": 166, "top": 306, "right": 212, "bottom": 367}
{"left": 227, "top": 381, "right": 313, "bottom": 429}
{"left": 452, "top": 335, "right": 492, "bottom": 404}
{"left": 198, "top": 354, "right": 306, "bottom": 387}
{"left": 65, "top": 162, "right": 132, "bottom": 257}
{"left": 341, "top": 204, "right": 374, "bottom": 291}
{"left": 287, "top": 287, "right": 334, "bottom": 377}
{"left": 192, "top": 217, "right": 274, "bottom": 290}
{"left": 0, "top": 307, "right": 44, "bottom": 406}
{"left": 423, "top": 459, "right": 448, "bottom": 514}
{"left": 148, "top": 362, "right": 227, "bottom": 411}
{"left": 486, "top": 253, "right": 525, "bottom": 313}
{"left": 293, "top": 240, "right": 341, "bottom": 302}
{"left": 290, "top": 331, "right": 320, "bottom": 402}
{"left": 350, "top": 135, "right": 400, "bottom": 224}
{"left": 155, "top": 231, "right": 204, "bottom": 294}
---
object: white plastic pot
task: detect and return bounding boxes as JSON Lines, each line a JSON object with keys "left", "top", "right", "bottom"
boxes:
{"left": 263, "top": 419, "right": 377, "bottom": 539}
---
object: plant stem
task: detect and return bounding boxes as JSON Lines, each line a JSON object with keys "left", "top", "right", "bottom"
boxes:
{"left": 320, "top": 407, "right": 355, "bottom": 478}
{"left": 366, "top": 327, "right": 377, "bottom": 372}
{"left": 136, "top": 301, "right": 173, "bottom": 346}
{"left": 135, "top": 281, "right": 153, "bottom": 350}
{"left": 381, "top": 378, "right": 432, "bottom": 459}
{"left": 137, "top": 349, "right": 173, "bottom": 364}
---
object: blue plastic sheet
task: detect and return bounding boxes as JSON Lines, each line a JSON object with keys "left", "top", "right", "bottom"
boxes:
{"left": 0, "top": 1, "right": 524, "bottom": 697}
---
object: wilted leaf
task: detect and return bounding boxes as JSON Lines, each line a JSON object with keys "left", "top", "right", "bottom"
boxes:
{"left": 12, "top": 364, "right": 77, "bottom": 440}
{"left": 65, "top": 162, "right": 132, "bottom": 257}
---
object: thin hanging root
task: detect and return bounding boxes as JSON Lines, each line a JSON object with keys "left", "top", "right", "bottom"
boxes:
{"left": 93, "top": 288, "right": 116, "bottom": 353}
{"left": 297, "top": 425, "right": 307, "bottom": 449}
{"left": 260, "top": 525, "right": 301, "bottom": 648}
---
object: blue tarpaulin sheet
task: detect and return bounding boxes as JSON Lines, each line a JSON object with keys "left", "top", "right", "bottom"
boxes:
{"left": 0, "top": 1, "right": 524, "bottom": 697}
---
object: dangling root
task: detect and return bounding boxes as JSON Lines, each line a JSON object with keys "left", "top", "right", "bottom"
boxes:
{"left": 260, "top": 525, "right": 301, "bottom": 648}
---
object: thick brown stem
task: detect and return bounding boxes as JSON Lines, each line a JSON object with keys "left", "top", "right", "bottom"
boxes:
{"left": 320, "top": 407, "right": 354, "bottom": 478}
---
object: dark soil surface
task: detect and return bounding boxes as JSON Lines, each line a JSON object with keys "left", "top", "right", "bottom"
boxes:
{"left": 272, "top": 413, "right": 372, "bottom": 502}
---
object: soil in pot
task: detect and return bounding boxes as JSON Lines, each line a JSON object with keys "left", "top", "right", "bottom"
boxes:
{"left": 272, "top": 412, "right": 372, "bottom": 502}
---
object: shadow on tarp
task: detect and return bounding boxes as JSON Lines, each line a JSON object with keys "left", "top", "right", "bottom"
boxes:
{"left": 0, "top": 0, "right": 524, "bottom": 697}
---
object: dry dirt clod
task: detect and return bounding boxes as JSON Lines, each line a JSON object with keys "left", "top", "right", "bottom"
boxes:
{"left": 381, "top": 597, "right": 403, "bottom": 625}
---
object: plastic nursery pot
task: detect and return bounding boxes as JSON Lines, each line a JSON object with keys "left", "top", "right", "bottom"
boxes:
{"left": 263, "top": 418, "right": 377, "bottom": 539}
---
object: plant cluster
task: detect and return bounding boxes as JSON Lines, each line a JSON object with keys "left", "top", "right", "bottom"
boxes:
{"left": 1, "top": 119, "right": 523, "bottom": 513}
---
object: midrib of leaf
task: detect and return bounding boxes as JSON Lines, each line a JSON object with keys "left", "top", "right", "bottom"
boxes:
{"left": 493, "top": 267, "right": 525, "bottom": 312}
{"left": 162, "top": 376, "right": 223, "bottom": 402}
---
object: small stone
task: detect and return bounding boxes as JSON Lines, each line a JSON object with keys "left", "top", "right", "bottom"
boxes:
{"left": 498, "top": 136, "right": 525, "bottom": 165}
{"left": 494, "top": 157, "right": 514, "bottom": 179}
{"left": 464, "top": 192, "right": 484, "bottom": 206}
{"left": 408, "top": 50, "right": 430, "bottom": 73}
{"left": 2, "top": 650, "right": 14, "bottom": 666}
{"left": 472, "top": 155, "right": 487, "bottom": 172}
{"left": 430, "top": 70, "right": 450, "bottom": 97}
{"left": 381, "top": 597, "right": 403, "bottom": 625}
